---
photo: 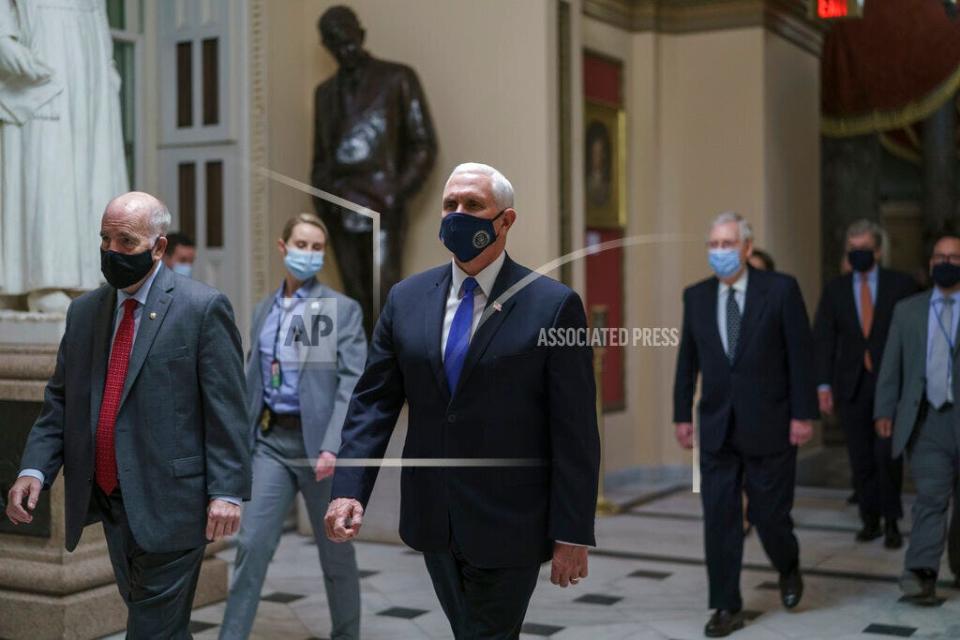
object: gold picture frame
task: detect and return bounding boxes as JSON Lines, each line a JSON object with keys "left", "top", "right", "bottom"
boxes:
{"left": 584, "top": 99, "right": 626, "bottom": 229}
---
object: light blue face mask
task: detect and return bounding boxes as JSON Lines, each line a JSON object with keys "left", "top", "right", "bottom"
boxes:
{"left": 172, "top": 263, "right": 193, "bottom": 278}
{"left": 708, "top": 248, "right": 742, "bottom": 279}
{"left": 284, "top": 247, "right": 324, "bottom": 281}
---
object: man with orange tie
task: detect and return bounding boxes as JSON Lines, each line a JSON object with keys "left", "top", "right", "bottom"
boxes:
{"left": 5, "top": 192, "right": 251, "bottom": 638}
{"left": 814, "top": 220, "right": 917, "bottom": 547}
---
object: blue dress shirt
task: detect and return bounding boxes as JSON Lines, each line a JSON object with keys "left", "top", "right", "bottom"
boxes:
{"left": 259, "top": 278, "right": 314, "bottom": 415}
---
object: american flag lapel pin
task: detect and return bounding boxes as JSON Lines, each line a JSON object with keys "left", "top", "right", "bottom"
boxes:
{"left": 493, "top": 302, "right": 502, "bottom": 312}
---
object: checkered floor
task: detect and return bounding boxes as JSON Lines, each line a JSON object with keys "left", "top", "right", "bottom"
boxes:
{"left": 101, "top": 485, "right": 960, "bottom": 639}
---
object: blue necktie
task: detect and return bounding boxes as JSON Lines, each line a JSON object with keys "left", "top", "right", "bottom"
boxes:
{"left": 444, "top": 277, "right": 479, "bottom": 394}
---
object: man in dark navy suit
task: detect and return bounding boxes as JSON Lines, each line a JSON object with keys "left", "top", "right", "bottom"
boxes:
{"left": 673, "top": 212, "right": 817, "bottom": 637}
{"left": 813, "top": 219, "right": 917, "bottom": 548}
{"left": 324, "top": 162, "right": 600, "bottom": 639}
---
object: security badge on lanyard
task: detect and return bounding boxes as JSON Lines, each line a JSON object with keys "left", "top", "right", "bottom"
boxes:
{"left": 269, "top": 297, "right": 303, "bottom": 390}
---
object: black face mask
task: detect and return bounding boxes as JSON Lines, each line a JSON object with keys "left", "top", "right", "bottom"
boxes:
{"left": 847, "top": 249, "right": 876, "bottom": 273}
{"left": 931, "top": 262, "right": 960, "bottom": 289}
{"left": 101, "top": 245, "right": 156, "bottom": 289}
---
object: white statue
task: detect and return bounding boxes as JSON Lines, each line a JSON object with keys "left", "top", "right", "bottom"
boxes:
{"left": 0, "top": 0, "right": 128, "bottom": 310}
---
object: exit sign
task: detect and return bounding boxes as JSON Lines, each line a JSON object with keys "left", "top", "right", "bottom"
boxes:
{"left": 811, "top": 0, "right": 863, "bottom": 19}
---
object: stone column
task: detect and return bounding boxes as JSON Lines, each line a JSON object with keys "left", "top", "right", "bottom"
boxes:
{"left": 922, "top": 94, "right": 957, "bottom": 245}
{"left": 0, "top": 341, "right": 228, "bottom": 640}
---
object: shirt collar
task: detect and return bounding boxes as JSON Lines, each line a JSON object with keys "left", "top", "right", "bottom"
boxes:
{"left": 275, "top": 277, "right": 316, "bottom": 302}
{"left": 854, "top": 266, "right": 878, "bottom": 283}
{"left": 117, "top": 261, "right": 162, "bottom": 309}
{"left": 451, "top": 251, "right": 506, "bottom": 299}
{"left": 931, "top": 287, "right": 960, "bottom": 306}
{"left": 719, "top": 267, "right": 749, "bottom": 294}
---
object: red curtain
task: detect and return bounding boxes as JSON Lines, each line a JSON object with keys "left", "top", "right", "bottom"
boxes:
{"left": 821, "top": 0, "right": 960, "bottom": 137}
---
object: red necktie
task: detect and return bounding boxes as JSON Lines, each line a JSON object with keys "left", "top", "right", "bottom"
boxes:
{"left": 95, "top": 298, "right": 139, "bottom": 495}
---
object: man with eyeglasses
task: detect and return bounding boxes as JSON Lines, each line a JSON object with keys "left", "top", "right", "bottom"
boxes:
{"left": 875, "top": 231, "right": 960, "bottom": 604}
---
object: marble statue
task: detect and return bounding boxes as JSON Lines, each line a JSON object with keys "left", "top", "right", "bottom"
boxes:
{"left": 0, "top": 0, "right": 128, "bottom": 310}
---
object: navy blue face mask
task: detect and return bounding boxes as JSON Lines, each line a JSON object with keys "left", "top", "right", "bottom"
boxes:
{"left": 438, "top": 209, "right": 506, "bottom": 263}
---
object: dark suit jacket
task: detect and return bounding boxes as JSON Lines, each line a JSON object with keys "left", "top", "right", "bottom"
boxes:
{"left": 813, "top": 268, "right": 918, "bottom": 400}
{"left": 311, "top": 56, "right": 437, "bottom": 215}
{"left": 673, "top": 267, "right": 818, "bottom": 455}
{"left": 19, "top": 265, "right": 251, "bottom": 553}
{"left": 330, "top": 254, "right": 600, "bottom": 568}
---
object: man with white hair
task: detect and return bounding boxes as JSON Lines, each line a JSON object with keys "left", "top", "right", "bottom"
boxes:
{"left": 673, "top": 212, "right": 817, "bottom": 637}
{"left": 6, "top": 192, "right": 251, "bottom": 639}
{"left": 325, "top": 163, "right": 601, "bottom": 638}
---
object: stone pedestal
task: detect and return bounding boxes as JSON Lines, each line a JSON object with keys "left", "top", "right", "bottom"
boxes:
{"left": 0, "top": 342, "right": 229, "bottom": 640}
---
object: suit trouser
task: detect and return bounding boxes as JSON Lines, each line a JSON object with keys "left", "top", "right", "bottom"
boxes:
{"left": 905, "top": 402, "right": 960, "bottom": 573}
{"left": 219, "top": 426, "right": 360, "bottom": 640}
{"left": 949, "top": 495, "right": 960, "bottom": 578}
{"left": 423, "top": 533, "right": 541, "bottom": 640}
{"left": 93, "top": 486, "right": 205, "bottom": 640}
{"left": 700, "top": 428, "right": 800, "bottom": 611}
{"left": 838, "top": 371, "right": 903, "bottom": 522}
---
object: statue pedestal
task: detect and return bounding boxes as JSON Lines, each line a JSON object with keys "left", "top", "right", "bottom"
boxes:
{"left": 0, "top": 310, "right": 67, "bottom": 345}
{"left": 0, "top": 341, "right": 228, "bottom": 640}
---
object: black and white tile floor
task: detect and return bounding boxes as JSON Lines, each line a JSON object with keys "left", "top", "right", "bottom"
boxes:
{"left": 102, "top": 486, "right": 960, "bottom": 639}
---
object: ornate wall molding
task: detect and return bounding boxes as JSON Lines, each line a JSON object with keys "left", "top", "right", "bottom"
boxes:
{"left": 583, "top": 0, "right": 825, "bottom": 56}
{"left": 247, "top": 0, "right": 270, "bottom": 304}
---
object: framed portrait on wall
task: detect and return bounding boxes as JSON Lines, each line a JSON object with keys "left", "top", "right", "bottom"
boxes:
{"left": 584, "top": 99, "right": 626, "bottom": 229}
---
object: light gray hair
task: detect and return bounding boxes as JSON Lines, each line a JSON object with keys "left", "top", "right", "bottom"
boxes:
{"left": 448, "top": 162, "right": 515, "bottom": 210}
{"left": 148, "top": 203, "right": 172, "bottom": 238}
{"left": 709, "top": 211, "right": 753, "bottom": 243}
{"left": 845, "top": 218, "right": 883, "bottom": 250}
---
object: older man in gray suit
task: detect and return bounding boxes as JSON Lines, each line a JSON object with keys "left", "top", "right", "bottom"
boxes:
{"left": 875, "top": 231, "right": 960, "bottom": 603}
{"left": 5, "top": 192, "right": 251, "bottom": 638}
{"left": 219, "top": 212, "right": 366, "bottom": 639}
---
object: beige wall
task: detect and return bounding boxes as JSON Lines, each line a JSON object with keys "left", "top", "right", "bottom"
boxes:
{"left": 582, "top": 20, "right": 821, "bottom": 475}
{"left": 260, "top": 3, "right": 820, "bottom": 476}
{"left": 260, "top": 0, "right": 561, "bottom": 294}
{"left": 762, "top": 31, "right": 821, "bottom": 307}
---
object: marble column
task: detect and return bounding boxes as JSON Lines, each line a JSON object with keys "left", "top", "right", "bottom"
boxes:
{"left": 922, "top": 94, "right": 958, "bottom": 245}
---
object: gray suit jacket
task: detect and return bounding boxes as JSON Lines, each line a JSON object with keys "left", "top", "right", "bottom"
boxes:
{"left": 245, "top": 279, "right": 366, "bottom": 457}
{"left": 874, "top": 289, "right": 960, "bottom": 457}
{"left": 19, "top": 265, "right": 251, "bottom": 553}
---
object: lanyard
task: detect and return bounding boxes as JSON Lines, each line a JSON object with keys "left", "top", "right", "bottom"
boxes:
{"left": 269, "top": 294, "right": 301, "bottom": 388}
{"left": 933, "top": 298, "right": 957, "bottom": 353}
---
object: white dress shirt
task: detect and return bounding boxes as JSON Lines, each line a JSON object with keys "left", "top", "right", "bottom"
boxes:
{"left": 717, "top": 268, "right": 748, "bottom": 354}
{"left": 441, "top": 251, "right": 505, "bottom": 360}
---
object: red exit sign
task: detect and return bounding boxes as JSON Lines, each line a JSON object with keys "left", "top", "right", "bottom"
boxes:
{"left": 811, "top": 0, "right": 863, "bottom": 19}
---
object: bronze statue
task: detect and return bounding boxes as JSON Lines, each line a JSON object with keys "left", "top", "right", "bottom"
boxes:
{"left": 311, "top": 5, "right": 437, "bottom": 334}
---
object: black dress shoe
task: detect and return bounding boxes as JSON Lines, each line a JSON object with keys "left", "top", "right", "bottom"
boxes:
{"left": 856, "top": 519, "right": 883, "bottom": 542}
{"left": 884, "top": 519, "right": 903, "bottom": 549}
{"left": 779, "top": 567, "right": 804, "bottom": 609}
{"left": 899, "top": 568, "right": 937, "bottom": 600}
{"left": 705, "top": 610, "right": 745, "bottom": 637}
